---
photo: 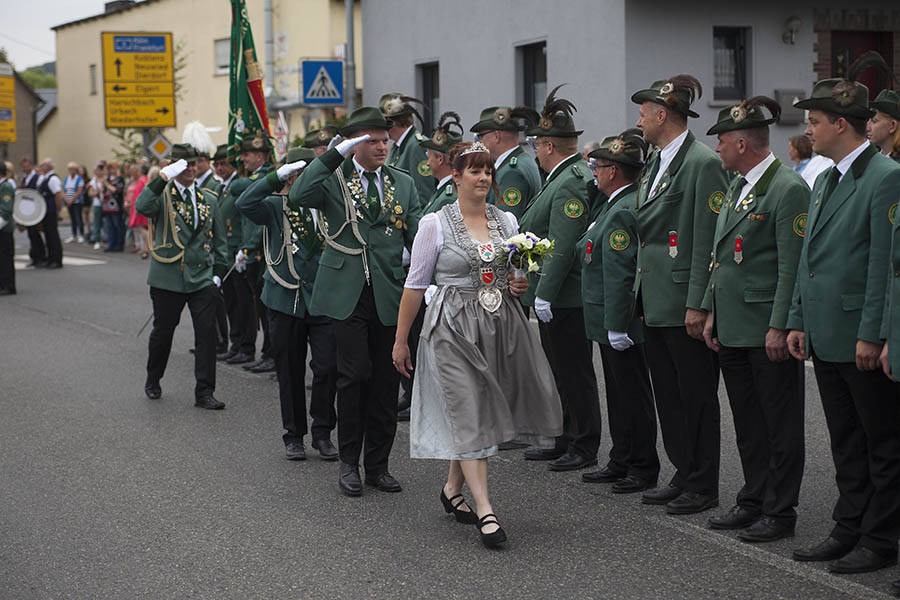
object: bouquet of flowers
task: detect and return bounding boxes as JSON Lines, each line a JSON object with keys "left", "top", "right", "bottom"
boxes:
{"left": 502, "top": 232, "right": 555, "bottom": 275}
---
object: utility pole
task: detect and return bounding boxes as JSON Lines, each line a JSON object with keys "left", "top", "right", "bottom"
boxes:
{"left": 345, "top": 0, "right": 356, "bottom": 112}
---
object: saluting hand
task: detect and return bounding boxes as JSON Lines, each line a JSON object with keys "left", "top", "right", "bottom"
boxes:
{"left": 786, "top": 330, "right": 807, "bottom": 361}
{"left": 160, "top": 159, "right": 188, "bottom": 181}
{"left": 335, "top": 134, "right": 371, "bottom": 157}
{"left": 856, "top": 340, "right": 882, "bottom": 372}
{"left": 881, "top": 342, "right": 895, "bottom": 382}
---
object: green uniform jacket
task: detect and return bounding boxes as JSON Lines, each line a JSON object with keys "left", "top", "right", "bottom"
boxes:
{"left": 880, "top": 204, "right": 900, "bottom": 376}
{"left": 288, "top": 148, "right": 422, "bottom": 326}
{"left": 518, "top": 154, "right": 594, "bottom": 308}
{"left": 0, "top": 179, "right": 14, "bottom": 234}
{"left": 490, "top": 146, "right": 542, "bottom": 220}
{"left": 577, "top": 184, "right": 644, "bottom": 344}
{"left": 195, "top": 170, "right": 220, "bottom": 195}
{"left": 237, "top": 173, "right": 323, "bottom": 318}
{"left": 216, "top": 174, "right": 243, "bottom": 267}
{"left": 388, "top": 126, "right": 435, "bottom": 208}
{"left": 232, "top": 163, "right": 274, "bottom": 265}
{"left": 136, "top": 176, "right": 228, "bottom": 293}
{"left": 700, "top": 159, "right": 809, "bottom": 347}
{"left": 422, "top": 177, "right": 457, "bottom": 215}
{"left": 786, "top": 145, "right": 900, "bottom": 362}
{"left": 634, "top": 131, "right": 729, "bottom": 327}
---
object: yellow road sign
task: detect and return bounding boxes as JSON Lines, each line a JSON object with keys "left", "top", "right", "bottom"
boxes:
{"left": 101, "top": 32, "right": 175, "bottom": 129}
{"left": 0, "top": 64, "right": 15, "bottom": 143}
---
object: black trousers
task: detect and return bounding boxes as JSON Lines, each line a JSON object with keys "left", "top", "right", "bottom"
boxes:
{"left": 598, "top": 343, "right": 660, "bottom": 481}
{"left": 812, "top": 356, "right": 900, "bottom": 554}
{"left": 643, "top": 325, "right": 720, "bottom": 495}
{"left": 27, "top": 212, "right": 62, "bottom": 265}
{"left": 0, "top": 230, "right": 15, "bottom": 292}
{"left": 246, "top": 262, "right": 270, "bottom": 357}
{"left": 399, "top": 304, "right": 426, "bottom": 403}
{"left": 222, "top": 270, "right": 256, "bottom": 354}
{"left": 146, "top": 285, "right": 218, "bottom": 399}
{"left": 268, "top": 308, "right": 337, "bottom": 444}
{"left": 719, "top": 346, "right": 804, "bottom": 524}
{"left": 538, "top": 307, "right": 602, "bottom": 459}
{"left": 331, "top": 284, "right": 400, "bottom": 474}
{"left": 214, "top": 288, "right": 228, "bottom": 353}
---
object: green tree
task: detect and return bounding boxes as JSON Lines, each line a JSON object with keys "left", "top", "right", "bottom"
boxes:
{"left": 21, "top": 67, "right": 56, "bottom": 89}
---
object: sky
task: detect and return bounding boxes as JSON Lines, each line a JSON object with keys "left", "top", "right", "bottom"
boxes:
{"left": 1, "top": 1, "right": 108, "bottom": 70}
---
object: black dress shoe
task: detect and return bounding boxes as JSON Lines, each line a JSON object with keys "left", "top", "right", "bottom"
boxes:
{"left": 666, "top": 491, "right": 719, "bottom": 515}
{"left": 477, "top": 513, "right": 507, "bottom": 548}
{"left": 226, "top": 352, "right": 254, "bottom": 365}
{"left": 549, "top": 453, "right": 597, "bottom": 472}
{"left": 311, "top": 438, "right": 339, "bottom": 461}
{"left": 828, "top": 546, "right": 898, "bottom": 574}
{"left": 708, "top": 505, "right": 761, "bottom": 530}
{"left": 45, "top": 261, "right": 62, "bottom": 269}
{"left": 440, "top": 489, "right": 479, "bottom": 524}
{"left": 339, "top": 463, "right": 362, "bottom": 497}
{"left": 397, "top": 390, "right": 411, "bottom": 412}
{"left": 27, "top": 260, "right": 46, "bottom": 268}
{"left": 581, "top": 466, "right": 626, "bottom": 484}
{"left": 248, "top": 357, "right": 276, "bottom": 373}
{"left": 738, "top": 516, "right": 794, "bottom": 543}
{"left": 144, "top": 383, "right": 161, "bottom": 399}
{"left": 611, "top": 475, "right": 657, "bottom": 494}
{"left": 397, "top": 407, "right": 410, "bottom": 422}
{"left": 792, "top": 536, "right": 855, "bottom": 562}
{"left": 0, "top": 288, "right": 15, "bottom": 296}
{"left": 194, "top": 395, "right": 225, "bottom": 410}
{"left": 523, "top": 446, "right": 566, "bottom": 461}
{"left": 891, "top": 578, "right": 900, "bottom": 596}
{"left": 242, "top": 357, "right": 264, "bottom": 370}
{"left": 642, "top": 484, "right": 682, "bottom": 505}
{"left": 365, "top": 471, "right": 402, "bottom": 493}
{"left": 285, "top": 441, "right": 306, "bottom": 461}
{"left": 217, "top": 348, "right": 237, "bottom": 361}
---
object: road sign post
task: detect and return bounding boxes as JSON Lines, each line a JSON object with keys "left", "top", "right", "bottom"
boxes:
{"left": 301, "top": 59, "right": 344, "bottom": 107}
{"left": 0, "top": 63, "right": 16, "bottom": 144}
{"left": 101, "top": 32, "right": 176, "bottom": 129}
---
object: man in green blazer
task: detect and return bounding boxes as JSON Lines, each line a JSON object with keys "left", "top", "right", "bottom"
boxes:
{"left": 136, "top": 143, "right": 229, "bottom": 409}
{"left": 577, "top": 131, "right": 659, "bottom": 493}
{"left": 518, "top": 86, "right": 602, "bottom": 472}
{"left": 288, "top": 106, "right": 422, "bottom": 497}
{"left": 868, "top": 88, "right": 900, "bottom": 161}
{"left": 786, "top": 59, "right": 900, "bottom": 575}
{"left": 631, "top": 75, "right": 729, "bottom": 514}
{"left": 700, "top": 97, "right": 808, "bottom": 543}
{"left": 0, "top": 162, "right": 15, "bottom": 295}
{"left": 420, "top": 112, "right": 463, "bottom": 215}
{"left": 470, "top": 106, "right": 542, "bottom": 219}
{"left": 381, "top": 93, "right": 435, "bottom": 207}
{"left": 237, "top": 146, "right": 338, "bottom": 462}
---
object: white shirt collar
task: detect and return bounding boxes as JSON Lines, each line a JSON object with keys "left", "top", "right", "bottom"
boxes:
{"left": 173, "top": 178, "right": 196, "bottom": 198}
{"left": 396, "top": 126, "right": 413, "bottom": 148}
{"left": 607, "top": 183, "right": 631, "bottom": 203}
{"left": 494, "top": 146, "right": 518, "bottom": 170}
{"left": 437, "top": 174, "right": 453, "bottom": 189}
{"left": 743, "top": 153, "right": 777, "bottom": 186}
{"left": 548, "top": 153, "right": 580, "bottom": 181}
{"left": 352, "top": 156, "right": 382, "bottom": 179}
{"left": 196, "top": 169, "right": 212, "bottom": 184}
{"left": 834, "top": 140, "right": 870, "bottom": 181}
{"left": 651, "top": 129, "right": 689, "bottom": 194}
{"left": 223, "top": 171, "right": 236, "bottom": 188}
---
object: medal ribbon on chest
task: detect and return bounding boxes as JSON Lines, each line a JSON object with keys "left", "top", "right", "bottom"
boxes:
{"left": 585, "top": 240, "right": 593, "bottom": 264}
{"left": 668, "top": 230, "right": 678, "bottom": 258}
{"left": 734, "top": 235, "right": 743, "bottom": 264}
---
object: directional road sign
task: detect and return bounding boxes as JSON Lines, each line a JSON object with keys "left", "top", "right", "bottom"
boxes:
{"left": 0, "top": 63, "right": 15, "bottom": 143}
{"left": 146, "top": 133, "right": 172, "bottom": 161}
{"left": 101, "top": 32, "right": 176, "bottom": 129}
{"left": 301, "top": 59, "right": 344, "bottom": 106}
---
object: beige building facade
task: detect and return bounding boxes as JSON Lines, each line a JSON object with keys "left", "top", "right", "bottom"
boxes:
{"left": 41, "top": 0, "right": 362, "bottom": 168}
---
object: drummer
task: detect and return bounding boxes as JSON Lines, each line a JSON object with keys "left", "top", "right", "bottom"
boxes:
{"left": 0, "top": 161, "right": 15, "bottom": 295}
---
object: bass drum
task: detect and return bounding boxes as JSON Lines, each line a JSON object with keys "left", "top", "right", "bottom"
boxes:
{"left": 13, "top": 188, "right": 47, "bottom": 227}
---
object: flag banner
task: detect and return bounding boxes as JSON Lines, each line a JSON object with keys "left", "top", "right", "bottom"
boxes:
{"left": 228, "top": 0, "right": 271, "bottom": 160}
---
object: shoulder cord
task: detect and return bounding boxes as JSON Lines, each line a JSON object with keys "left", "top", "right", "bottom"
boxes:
{"left": 148, "top": 183, "right": 186, "bottom": 269}
{"left": 262, "top": 197, "right": 304, "bottom": 313}
{"left": 313, "top": 169, "right": 370, "bottom": 285}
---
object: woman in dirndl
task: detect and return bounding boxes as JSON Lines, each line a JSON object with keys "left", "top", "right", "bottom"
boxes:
{"left": 392, "top": 141, "right": 562, "bottom": 548}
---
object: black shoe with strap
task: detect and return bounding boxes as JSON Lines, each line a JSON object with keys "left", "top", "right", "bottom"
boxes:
{"left": 144, "top": 383, "right": 161, "bottom": 400}
{"left": 477, "top": 513, "right": 507, "bottom": 548}
{"left": 440, "top": 489, "right": 478, "bottom": 524}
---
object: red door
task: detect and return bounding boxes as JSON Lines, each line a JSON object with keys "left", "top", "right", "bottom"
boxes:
{"left": 831, "top": 31, "right": 894, "bottom": 100}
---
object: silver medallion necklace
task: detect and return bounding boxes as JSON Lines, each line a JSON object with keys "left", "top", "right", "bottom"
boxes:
{"left": 445, "top": 202, "right": 509, "bottom": 313}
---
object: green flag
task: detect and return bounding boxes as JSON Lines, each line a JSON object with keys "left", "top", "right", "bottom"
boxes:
{"left": 228, "top": 0, "right": 270, "bottom": 161}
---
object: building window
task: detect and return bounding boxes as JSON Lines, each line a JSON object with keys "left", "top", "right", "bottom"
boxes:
{"left": 89, "top": 64, "right": 97, "bottom": 95}
{"left": 214, "top": 38, "right": 230, "bottom": 76}
{"left": 713, "top": 27, "right": 749, "bottom": 101}
{"left": 520, "top": 42, "right": 547, "bottom": 110}
{"left": 418, "top": 62, "right": 439, "bottom": 135}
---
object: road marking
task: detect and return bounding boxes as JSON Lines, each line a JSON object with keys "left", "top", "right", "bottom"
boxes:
{"left": 648, "top": 516, "right": 894, "bottom": 599}
{"left": 14, "top": 254, "right": 107, "bottom": 269}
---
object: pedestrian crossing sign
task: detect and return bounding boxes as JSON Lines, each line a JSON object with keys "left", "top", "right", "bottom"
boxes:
{"left": 301, "top": 60, "right": 344, "bottom": 106}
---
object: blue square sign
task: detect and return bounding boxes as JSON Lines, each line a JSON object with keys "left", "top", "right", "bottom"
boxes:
{"left": 302, "top": 60, "right": 344, "bottom": 106}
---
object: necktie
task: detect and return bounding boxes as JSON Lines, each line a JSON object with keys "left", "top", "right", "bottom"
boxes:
{"left": 820, "top": 167, "right": 841, "bottom": 207}
{"left": 644, "top": 151, "right": 661, "bottom": 197}
{"left": 363, "top": 171, "right": 381, "bottom": 221}
{"left": 731, "top": 177, "right": 747, "bottom": 212}
{"left": 184, "top": 187, "right": 195, "bottom": 228}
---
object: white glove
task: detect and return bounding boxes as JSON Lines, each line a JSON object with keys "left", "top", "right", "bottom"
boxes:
{"left": 213, "top": 275, "right": 222, "bottom": 288}
{"left": 235, "top": 249, "right": 247, "bottom": 273}
{"left": 424, "top": 285, "right": 438, "bottom": 306}
{"left": 534, "top": 297, "right": 553, "bottom": 323}
{"left": 277, "top": 160, "right": 307, "bottom": 181}
{"left": 0, "top": 217, "right": 7, "bottom": 229}
{"left": 160, "top": 159, "right": 188, "bottom": 180}
{"left": 335, "top": 134, "right": 371, "bottom": 157}
{"left": 608, "top": 331, "right": 634, "bottom": 351}
{"left": 327, "top": 134, "right": 343, "bottom": 151}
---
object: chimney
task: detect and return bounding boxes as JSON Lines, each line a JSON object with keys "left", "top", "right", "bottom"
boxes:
{"left": 105, "top": 1, "right": 136, "bottom": 14}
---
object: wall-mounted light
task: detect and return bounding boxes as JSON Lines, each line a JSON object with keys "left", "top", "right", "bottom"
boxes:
{"left": 783, "top": 16, "right": 802, "bottom": 45}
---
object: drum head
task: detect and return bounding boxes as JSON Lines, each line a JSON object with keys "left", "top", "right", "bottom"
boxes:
{"left": 13, "top": 188, "right": 46, "bottom": 226}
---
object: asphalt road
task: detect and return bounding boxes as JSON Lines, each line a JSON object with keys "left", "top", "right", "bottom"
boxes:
{"left": 1, "top": 231, "right": 897, "bottom": 599}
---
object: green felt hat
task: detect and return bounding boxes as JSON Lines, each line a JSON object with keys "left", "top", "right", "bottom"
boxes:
{"left": 285, "top": 146, "right": 315, "bottom": 164}
{"left": 631, "top": 75, "right": 702, "bottom": 119}
{"left": 707, "top": 96, "right": 781, "bottom": 135}
{"left": 588, "top": 129, "right": 648, "bottom": 168}
{"left": 170, "top": 143, "right": 200, "bottom": 161}
{"left": 470, "top": 106, "right": 527, "bottom": 133}
{"left": 872, "top": 89, "right": 900, "bottom": 120}
{"left": 338, "top": 106, "right": 394, "bottom": 137}
{"left": 212, "top": 143, "right": 234, "bottom": 162}
{"left": 379, "top": 93, "right": 425, "bottom": 122}
{"left": 793, "top": 51, "right": 893, "bottom": 120}
{"left": 304, "top": 126, "right": 337, "bottom": 148}
{"left": 421, "top": 111, "right": 464, "bottom": 153}
{"left": 240, "top": 131, "right": 274, "bottom": 153}
{"left": 524, "top": 84, "right": 583, "bottom": 138}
